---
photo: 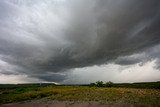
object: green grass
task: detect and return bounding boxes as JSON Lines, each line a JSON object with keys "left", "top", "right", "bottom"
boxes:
{"left": 112, "top": 82, "right": 160, "bottom": 89}
{"left": 0, "top": 86, "right": 160, "bottom": 106}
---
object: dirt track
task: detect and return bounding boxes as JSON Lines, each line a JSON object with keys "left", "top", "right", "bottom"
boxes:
{"left": 0, "top": 99, "right": 147, "bottom": 107}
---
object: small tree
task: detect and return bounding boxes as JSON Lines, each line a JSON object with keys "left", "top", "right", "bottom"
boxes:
{"left": 96, "top": 81, "right": 104, "bottom": 87}
{"left": 105, "top": 81, "right": 113, "bottom": 87}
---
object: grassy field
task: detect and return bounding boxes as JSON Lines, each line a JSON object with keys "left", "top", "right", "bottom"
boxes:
{"left": 0, "top": 84, "right": 160, "bottom": 106}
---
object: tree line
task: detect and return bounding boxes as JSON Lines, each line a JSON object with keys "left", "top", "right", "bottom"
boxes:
{"left": 89, "top": 81, "right": 113, "bottom": 87}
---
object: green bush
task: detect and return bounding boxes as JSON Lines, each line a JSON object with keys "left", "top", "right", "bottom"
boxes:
{"left": 96, "top": 81, "right": 104, "bottom": 87}
{"left": 105, "top": 81, "right": 113, "bottom": 87}
{"left": 89, "top": 81, "right": 114, "bottom": 87}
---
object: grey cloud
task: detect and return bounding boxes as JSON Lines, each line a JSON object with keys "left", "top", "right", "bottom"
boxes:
{"left": 0, "top": 0, "right": 160, "bottom": 82}
{"left": 114, "top": 53, "right": 147, "bottom": 65}
{"left": 30, "top": 73, "right": 66, "bottom": 82}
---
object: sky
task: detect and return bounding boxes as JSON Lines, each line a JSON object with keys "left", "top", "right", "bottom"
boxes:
{"left": 0, "top": 0, "right": 160, "bottom": 84}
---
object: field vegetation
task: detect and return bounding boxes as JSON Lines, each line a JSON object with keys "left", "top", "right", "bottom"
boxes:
{"left": 0, "top": 82, "right": 160, "bottom": 106}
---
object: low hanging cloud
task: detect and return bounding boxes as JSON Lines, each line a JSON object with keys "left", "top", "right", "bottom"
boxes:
{"left": 64, "top": 60, "right": 160, "bottom": 84}
{"left": 0, "top": 0, "right": 160, "bottom": 83}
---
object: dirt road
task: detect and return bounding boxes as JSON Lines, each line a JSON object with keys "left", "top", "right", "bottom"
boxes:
{"left": 0, "top": 99, "right": 147, "bottom": 107}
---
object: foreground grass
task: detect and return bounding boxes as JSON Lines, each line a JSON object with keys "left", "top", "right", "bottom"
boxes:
{"left": 0, "top": 86, "right": 160, "bottom": 106}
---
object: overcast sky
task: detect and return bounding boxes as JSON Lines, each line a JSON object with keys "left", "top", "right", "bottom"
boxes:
{"left": 0, "top": 0, "right": 160, "bottom": 84}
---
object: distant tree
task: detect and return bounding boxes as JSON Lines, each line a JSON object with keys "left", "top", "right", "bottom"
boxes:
{"left": 89, "top": 83, "right": 96, "bottom": 87}
{"left": 105, "top": 81, "right": 113, "bottom": 87}
{"left": 96, "top": 81, "right": 104, "bottom": 87}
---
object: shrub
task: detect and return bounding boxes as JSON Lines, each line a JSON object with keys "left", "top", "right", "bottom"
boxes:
{"left": 96, "top": 81, "right": 104, "bottom": 87}
{"left": 89, "top": 81, "right": 114, "bottom": 87}
{"left": 105, "top": 81, "right": 113, "bottom": 87}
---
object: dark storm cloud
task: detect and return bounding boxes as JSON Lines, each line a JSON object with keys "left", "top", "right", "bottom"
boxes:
{"left": 0, "top": 0, "right": 160, "bottom": 82}
{"left": 114, "top": 53, "right": 146, "bottom": 65}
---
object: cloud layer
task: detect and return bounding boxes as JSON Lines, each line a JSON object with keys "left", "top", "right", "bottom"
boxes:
{"left": 0, "top": 0, "right": 160, "bottom": 83}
